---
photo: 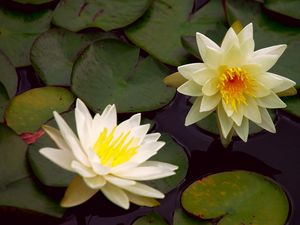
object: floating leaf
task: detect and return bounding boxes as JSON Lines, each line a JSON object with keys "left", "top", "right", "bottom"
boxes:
{"left": 0, "top": 6, "right": 52, "bottom": 67}
{"left": 28, "top": 111, "right": 76, "bottom": 187}
{"left": 52, "top": 0, "right": 152, "bottom": 32}
{"left": 31, "top": 28, "right": 115, "bottom": 86}
{"left": 125, "top": 0, "right": 226, "bottom": 66}
{"left": 132, "top": 212, "right": 167, "bottom": 225}
{"left": 0, "top": 85, "right": 9, "bottom": 122}
{"left": 182, "top": 171, "right": 289, "bottom": 225}
{"left": 281, "top": 95, "right": 300, "bottom": 117}
{"left": 225, "top": 0, "right": 300, "bottom": 88}
{"left": 0, "top": 124, "right": 64, "bottom": 217}
{"left": 11, "top": 0, "right": 54, "bottom": 4}
{"left": 0, "top": 51, "right": 17, "bottom": 98}
{"left": 72, "top": 39, "right": 175, "bottom": 113}
{"left": 163, "top": 72, "right": 187, "bottom": 89}
{"left": 0, "top": 124, "right": 28, "bottom": 188}
{"left": 264, "top": 0, "right": 300, "bottom": 21}
{"left": 144, "top": 134, "right": 188, "bottom": 193}
{"left": 173, "top": 208, "right": 211, "bottom": 225}
{"left": 5, "top": 87, "right": 75, "bottom": 134}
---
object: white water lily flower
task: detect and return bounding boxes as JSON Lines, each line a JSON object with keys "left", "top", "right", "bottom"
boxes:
{"left": 40, "top": 99, "right": 178, "bottom": 209}
{"left": 177, "top": 23, "right": 295, "bottom": 142}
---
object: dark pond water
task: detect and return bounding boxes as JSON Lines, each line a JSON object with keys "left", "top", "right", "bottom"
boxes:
{"left": 4, "top": 67, "right": 299, "bottom": 225}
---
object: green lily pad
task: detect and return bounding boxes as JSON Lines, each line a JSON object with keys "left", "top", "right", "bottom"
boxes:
{"left": 11, "top": 0, "right": 54, "bottom": 4}
{"left": 173, "top": 208, "right": 211, "bottom": 225}
{"left": 5, "top": 87, "right": 75, "bottom": 134}
{"left": 0, "top": 51, "right": 17, "bottom": 99}
{"left": 72, "top": 39, "right": 175, "bottom": 113}
{"left": 0, "top": 6, "right": 52, "bottom": 67}
{"left": 0, "top": 124, "right": 64, "bottom": 217}
{"left": 225, "top": 0, "right": 300, "bottom": 89}
{"left": 281, "top": 95, "right": 300, "bottom": 117}
{"left": 132, "top": 212, "right": 167, "bottom": 225}
{"left": 0, "top": 84, "right": 9, "bottom": 123}
{"left": 31, "top": 28, "right": 115, "bottom": 86}
{"left": 264, "top": 0, "right": 300, "bottom": 21}
{"left": 145, "top": 133, "right": 188, "bottom": 193}
{"left": 52, "top": 0, "right": 152, "bottom": 32}
{"left": 125, "top": 0, "right": 226, "bottom": 66}
{"left": 0, "top": 124, "right": 28, "bottom": 188}
{"left": 28, "top": 111, "right": 76, "bottom": 187}
{"left": 181, "top": 171, "right": 289, "bottom": 225}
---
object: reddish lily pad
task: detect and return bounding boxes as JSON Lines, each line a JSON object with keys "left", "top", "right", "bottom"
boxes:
{"left": 5, "top": 87, "right": 75, "bottom": 134}
{"left": 181, "top": 171, "right": 289, "bottom": 225}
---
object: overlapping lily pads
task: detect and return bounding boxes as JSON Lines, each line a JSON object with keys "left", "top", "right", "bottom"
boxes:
{"left": 5, "top": 87, "right": 75, "bottom": 134}
{"left": 31, "top": 28, "right": 115, "bottom": 86}
{"left": 264, "top": 0, "right": 300, "bottom": 21}
{"left": 52, "top": 0, "right": 152, "bottom": 32}
{"left": 0, "top": 51, "right": 17, "bottom": 99}
{"left": 125, "top": 0, "right": 226, "bottom": 66}
{"left": 0, "top": 124, "right": 64, "bottom": 217}
{"left": 72, "top": 39, "right": 175, "bottom": 113}
{"left": 182, "top": 171, "right": 289, "bottom": 225}
{"left": 0, "top": 6, "right": 52, "bottom": 67}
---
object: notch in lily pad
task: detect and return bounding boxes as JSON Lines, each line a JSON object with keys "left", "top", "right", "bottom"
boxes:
{"left": 181, "top": 171, "right": 289, "bottom": 225}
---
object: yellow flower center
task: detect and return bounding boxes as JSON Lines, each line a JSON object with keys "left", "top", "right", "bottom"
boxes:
{"left": 93, "top": 128, "right": 139, "bottom": 168}
{"left": 218, "top": 66, "right": 255, "bottom": 111}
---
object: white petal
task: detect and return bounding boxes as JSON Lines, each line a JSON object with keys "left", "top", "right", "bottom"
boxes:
{"left": 222, "top": 99, "right": 234, "bottom": 117}
{"left": 115, "top": 113, "right": 141, "bottom": 137}
{"left": 126, "top": 192, "right": 160, "bottom": 207}
{"left": 204, "top": 46, "right": 223, "bottom": 69}
{"left": 251, "top": 45, "right": 287, "bottom": 71}
{"left": 140, "top": 161, "right": 178, "bottom": 171}
{"left": 101, "top": 104, "right": 117, "bottom": 132}
{"left": 71, "top": 161, "right": 96, "bottom": 178}
{"left": 255, "top": 108, "right": 276, "bottom": 133}
{"left": 263, "top": 72, "right": 295, "bottom": 93}
{"left": 202, "top": 78, "right": 219, "bottom": 96}
{"left": 143, "top": 133, "right": 161, "bottom": 143}
{"left": 200, "top": 94, "right": 221, "bottom": 112}
{"left": 217, "top": 104, "right": 233, "bottom": 138}
{"left": 191, "top": 67, "right": 216, "bottom": 86}
{"left": 101, "top": 183, "right": 129, "bottom": 209}
{"left": 54, "top": 111, "right": 90, "bottom": 167}
{"left": 238, "top": 23, "right": 253, "bottom": 44}
{"left": 222, "top": 43, "right": 242, "bottom": 66}
{"left": 128, "top": 124, "right": 150, "bottom": 146}
{"left": 75, "top": 99, "right": 92, "bottom": 151}
{"left": 39, "top": 147, "right": 73, "bottom": 171}
{"left": 243, "top": 97, "right": 261, "bottom": 123}
{"left": 178, "top": 63, "right": 206, "bottom": 79}
{"left": 231, "top": 106, "right": 244, "bottom": 126}
{"left": 61, "top": 176, "right": 98, "bottom": 207}
{"left": 121, "top": 182, "right": 164, "bottom": 199}
{"left": 221, "top": 27, "right": 239, "bottom": 52}
{"left": 114, "top": 166, "right": 175, "bottom": 181}
{"left": 87, "top": 148, "right": 110, "bottom": 175}
{"left": 256, "top": 92, "right": 286, "bottom": 108}
{"left": 130, "top": 142, "right": 165, "bottom": 164}
{"left": 233, "top": 118, "right": 249, "bottom": 142}
{"left": 196, "top": 32, "right": 220, "bottom": 62}
{"left": 185, "top": 97, "right": 213, "bottom": 126}
{"left": 177, "top": 80, "right": 202, "bottom": 96}
{"left": 254, "top": 82, "right": 271, "bottom": 97}
{"left": 83, "top": 176, "right": 106, "bottom": 189}
{"left": 42, "top": 125, "right": 70, "bottom": 151}
{"left": 104, "top": 175, "right": 136, "bottom": 186}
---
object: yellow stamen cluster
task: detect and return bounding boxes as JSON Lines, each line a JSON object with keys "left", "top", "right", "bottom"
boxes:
{"left": 93, "top": 128, "right": 139, "bottom": 167}
{"left": 218, "top": 67, "right": 255, "bottom": 111}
